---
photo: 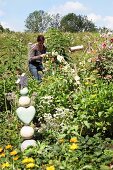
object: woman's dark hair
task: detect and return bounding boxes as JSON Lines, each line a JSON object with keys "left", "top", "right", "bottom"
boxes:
{"left": 37, "top": 35, "right": 45, "bottom": 42}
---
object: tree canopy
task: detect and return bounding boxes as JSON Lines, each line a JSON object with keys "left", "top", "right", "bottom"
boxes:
{"left": 60, "top": 13, "right": 97, "bottom": 32}
{"left": 25, "top": 10, "right": 97, "bottom": 33}
{"left": 25, "top": 10, "right": 51, "bottom": 32}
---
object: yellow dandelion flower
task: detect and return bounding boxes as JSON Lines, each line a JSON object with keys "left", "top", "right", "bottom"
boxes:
{"left": 22, "top": 158, "right": 29, "bottom": 164}
{"left": 0, "top": 152, "right": 5, "bottom": 157}
{"left": 59, "top": 138, "right": 64, "bottom": 143}
{"left": 70, "top": 137, "right": 78, "bottom": 143}
{"left": 70, "top": 143, "right": 78, "bottom": 150}
{"left": 26, "top": 163, "right": 35, "bottom": 169}
{"left": 13, "top": 156, "right": 19, "bottom": 160}
{"left": 46, "top": 165, "right": 55, "bottom": 170}
{"left": 0, "top": 147, "right": 3, "bottom": 152}
{"left": 5, "top": 144, "right": 12, "bottom": 149}
{"left": 22, "top": 157, "right": 34, "bottom": 164}
{"left": 28, "top": 158, "right": 35, "bottom": 163}
{"left": 10, "top": 150, "right": 17, "bottom": 156}
{"left": 84, "top": 82, "right": 89, "bottom": 85}
{"left": 2, "top": 162, "right": 10, "bottom": 168}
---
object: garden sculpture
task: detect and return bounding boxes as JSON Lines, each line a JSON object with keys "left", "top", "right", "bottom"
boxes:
{"left": 16, "top": 73, "right": 37, "bottom": 152}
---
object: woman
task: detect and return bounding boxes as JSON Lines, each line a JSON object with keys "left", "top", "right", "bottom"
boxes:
{"left": 29, "top": 35, "right": 46, "bottom": 82}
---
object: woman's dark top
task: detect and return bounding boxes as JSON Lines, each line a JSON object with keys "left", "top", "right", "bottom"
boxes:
{"left": 29, "top": 44, "right": 46, "bottom": 66}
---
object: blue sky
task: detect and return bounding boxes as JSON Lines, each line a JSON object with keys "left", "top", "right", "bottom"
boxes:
{"left": 0, "top": 0, "right": 113, "bottom": 32}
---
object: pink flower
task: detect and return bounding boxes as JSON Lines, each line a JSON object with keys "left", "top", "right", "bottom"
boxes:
{"left": 110, "top": 38, "right": 113, "bottom": 43}
{"left": 102, "top": 43, "right": 106, "bottom": 49}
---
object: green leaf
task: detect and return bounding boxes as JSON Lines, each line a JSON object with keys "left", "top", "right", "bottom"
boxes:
{"left": 84, "top": 121, "right": 90, "bottom": 128}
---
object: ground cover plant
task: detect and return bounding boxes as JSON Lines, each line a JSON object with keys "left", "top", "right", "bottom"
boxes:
{"left": 1, "top": 29, "right": 113, "bottom": 169}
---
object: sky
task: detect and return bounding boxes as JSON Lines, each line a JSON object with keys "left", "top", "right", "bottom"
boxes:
{"left": 0, "top": 0, "right": 113, "bottom": 32}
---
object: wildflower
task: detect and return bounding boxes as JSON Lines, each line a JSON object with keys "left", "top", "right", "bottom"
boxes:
{"left": 70, "top": 137, "right": 78, "bottom": 143}
{"left": 26, "top": 163, "right": 35, "bottom": 169}
{"left": 5, "top": 144, "right": 12, "bottom": 149}
{"left": 46, "top": 165, "right": 55, "bottom": 170}
{"left": 22, "top": 157, "right": 30, "bottom": 164}
{"left": 0, "top": 152, "right": 5, "bottom": 157}
{"left": 110, "top": 38, "right": 113, "bottom": 43}
{"left": 22, "top": 157, "right": 34, "bottom": 164}
{"left": 74, "top": 75, "right": 80, "bottom": 81}
{"left": 84, "top": 82, "right": 89, "bottom": 85}
{"left": 70, "top": 143, "right": 78, "bottom": 150}
{"left": 57, "top": 55, "right": 64, "bottom": 63}
{"left": 0, "top": 147, "right": 3, "bottom": 152}
{"left": 102, "top": 42, "right": 106, "bottom": 49}
{"left": 10, "top": 150, "right": 17, "bottom": 156}
{"left": 2, "top": 162, "right": 10, "bottom": 169}
{"left": 28, "top": 158, "right": 35, "bottom": 163}
{"left": 13, "top": 156, "right": 19, "bottom": 160}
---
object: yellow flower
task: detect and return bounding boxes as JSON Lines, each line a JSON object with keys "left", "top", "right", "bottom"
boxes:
{"left": 70, "top": 137, "right": 78, "bottom": 143}
{"left": 22, "top": 157, "right": 35, "bottom": 164}
{"left": 28, "top": 158, "right": 35, "bottom": 163}
{"left": 70, "top": 143, "right": 78, "bottom": 150}
{"left": 22, "top": 158, "right": 29, "bottom": 164}
{"left": 84, "top": 82, "right": 89, "bottom": 85}
{"left": 26, "top": 163, "right": 35, "bottom": 169}
{"left": 0, "top": 147, "right": 3, "bottom": 152}
{"left": 46, "top": 165, "right": 55, "bottom": 170}
{"left": 10, "top": 150, "right": 17, "bottom": 156}
{"left": 0, "top": 152, "right": 5, "bottom": 157}
{"left": 5, "top": 144, "right": 12, "bottom": 149}
{"left": 2, "top": 162, "right": 10, "bottom": 168}
{"left": 13, "top": 156, "right": 19, "bottom": 160}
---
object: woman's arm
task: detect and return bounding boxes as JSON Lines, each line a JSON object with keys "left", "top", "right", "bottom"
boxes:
{"left": 30, "top": 54, "right": 46, "bottom": 61}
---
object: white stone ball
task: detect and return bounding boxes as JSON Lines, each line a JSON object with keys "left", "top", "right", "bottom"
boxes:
{"left": 21, "top": 140, "right": 37, "bottom": 152}
{"left": 18, "top": 96, "right": 31, "bottom": 107}
{"left": 20, "top": 87, "right": 28, "bottom": 95}
{"left": 20, "top": 126, "right": 34, "bottom": 139}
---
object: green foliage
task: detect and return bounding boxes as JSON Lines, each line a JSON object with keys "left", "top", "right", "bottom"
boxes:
{"left": 60, "top": 13, "right": 97, "bottom": 32}
{"left": 0, "top": 33, "right": 28, "bottom": 111}
{"left": 46, "top": 28, "right": 70, "bottom": 53}
{"left": 95, "top": 49, "right": 113, "bottom": 80}
{"left": 25, "top": 10, "right": 51, "bottom": 33}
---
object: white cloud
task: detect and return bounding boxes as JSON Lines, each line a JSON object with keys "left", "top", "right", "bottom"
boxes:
{"left": 103, "top": 16, "right": 113, "bottom": 29}
{"left": 87, "top": 13, "right": 113, "bottom": 30}
{"left": 1, "top": 21, "right": 15, "bottom": 30}
{"left": 87, "top": 13, "right": 102, "bottom": 23}
{"left": 49, "top": 1, "right": 87, "bottom": 15}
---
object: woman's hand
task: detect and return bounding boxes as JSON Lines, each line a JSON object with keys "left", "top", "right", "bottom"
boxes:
{"left": 40, "top": 54, "right": 46, "bottom": 58}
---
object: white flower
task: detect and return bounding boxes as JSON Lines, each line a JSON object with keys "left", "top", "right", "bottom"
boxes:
{"left": 16, "top": 78, "right": 20, "bottom": 84}
{"left": 57, "top": 55, "right": 64, "bottom": 63}
{"left": 52, "top": 51, "right": 59, "bottom": 56}
{"left": 21, "top": 73, "right": 26, "bottom": 77}
{"left": 41, "top": 95, "right": 53, "bottom": 100}
{"left": 74, "top": 75, "right": 80, "bottom": 81}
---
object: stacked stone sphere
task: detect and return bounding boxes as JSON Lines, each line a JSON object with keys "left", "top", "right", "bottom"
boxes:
{"left": 16, "top": 87, "right": 37, "bottom": 152}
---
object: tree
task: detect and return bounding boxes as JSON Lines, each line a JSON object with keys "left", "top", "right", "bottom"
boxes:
{"left": 60, "top": 13, "right": 97, "bottom": 32}
{"left": 0, "top": 24, "right": 4, "bottom": 32}
{"left": 25, "top": 10, "right": 51, "bottom": 33}
{"left": 50, "top": 13, "right": 61, "bottom": 29}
